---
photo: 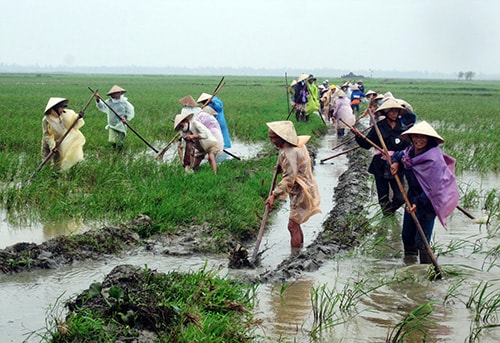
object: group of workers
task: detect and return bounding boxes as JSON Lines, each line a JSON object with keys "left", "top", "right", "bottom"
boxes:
{"left": 41, "top": 85, "right": 231, "bottom": 174}
{"left": 41, "top": 78, "right": 459, "bottom": 265}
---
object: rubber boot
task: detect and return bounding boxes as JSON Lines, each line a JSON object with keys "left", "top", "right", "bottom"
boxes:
{"left": 295, "top": 111, "right": 301, "bottom": 122}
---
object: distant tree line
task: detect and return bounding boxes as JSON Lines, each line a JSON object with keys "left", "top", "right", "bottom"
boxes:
{"left": 457, "top": 71, "right": 475, "bottom": 80}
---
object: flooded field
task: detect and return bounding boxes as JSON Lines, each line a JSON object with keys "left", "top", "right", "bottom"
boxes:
{"left": 1, "top": 129, "right": 499, "bottom": 342}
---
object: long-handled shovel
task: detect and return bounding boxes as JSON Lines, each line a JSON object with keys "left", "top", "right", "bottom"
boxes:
{"left": 320, "top": 146, "right": 360, "bottom": 164}
{"left": 250, "top": 163, "right": 280, "bottom": 264}
{"left": 155, "top": 132, "right": 180, "bottom": 159}
{"left": 341, "top": 117, "right": 444, "bottom": 280}
{"left": 88, "top": 87, "right": 159, "bottom": 153}
{"left": 29, "top": 90, "right": 98, "bottom": 181}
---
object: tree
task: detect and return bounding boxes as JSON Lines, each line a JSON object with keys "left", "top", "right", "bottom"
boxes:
{"left": 458, "top": 71, "right": 464, "bottom": 80}
{"left": 464, "top": 71, "right": 475, "bottom": 80}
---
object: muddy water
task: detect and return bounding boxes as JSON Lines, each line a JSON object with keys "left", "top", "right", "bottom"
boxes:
{"left": 1, "top": 130, "right": 499, "bottom": 342}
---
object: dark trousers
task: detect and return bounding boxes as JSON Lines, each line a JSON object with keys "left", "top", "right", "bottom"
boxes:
{"left": 402, "top": 210, "right": 436, "bottom": 263}
{"left": 374, "top": 173, "right": 404, "bottom": 213}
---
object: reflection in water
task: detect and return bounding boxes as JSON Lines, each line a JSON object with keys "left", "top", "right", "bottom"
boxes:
{"left": 0, "top": 211, "right": 89, "bottom": 249}
{"left": 265, "top": 279, "right": 313, "bottom": 339}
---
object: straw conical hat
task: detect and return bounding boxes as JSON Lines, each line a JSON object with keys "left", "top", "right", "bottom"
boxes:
{"left": 179, "top": 95, "right": 198, "bottom": 107}
{"left": 337, "top": 90, "right": 347, "bottom": 98}
{"left": 106, "top": 85, "right": 127, "bottom": 96}
{"left": 202, "top": 106, "right": 218, "bottom": 115}
{"left": 44, "top": 97, "right": 68, "bottom": 113}
{"left": 365, "top": 90, "right": 377, "bottom": 97}
{"left": 401, "top": 120, "right": 444, "bottom": 144}
{"left": 173, "top": 112, "right": 194, "bottom": 130}
{"left": 375, "top": 98, "right": 404, "bottom": 113}
{"left": 396, "top": 98, "right": 414, "bottom": 112}
{"left": 290, "top": 80, "right": 297, "bottom": 87}
{"left": 197, "top": 92, "right": 212, "bottom": 103}
{"left": 297, "top": 73, "right": 309, "bottom": 82}
{"left": 296, "top": 135, "right": 311, "bottom": 147}
{"left": 266, "top": 120, "right": 298, "bottom": 146}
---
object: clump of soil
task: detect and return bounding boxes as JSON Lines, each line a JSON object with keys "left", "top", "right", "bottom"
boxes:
{"left": 0, "top": 217, "right": 147, "bottom": 273}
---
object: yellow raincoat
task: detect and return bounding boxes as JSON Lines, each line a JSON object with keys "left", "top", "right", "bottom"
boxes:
{"left": 273, "top": 144, "right": 321, "bottom": 224}
{"left": 41, "top": 109, "right": 85, "bottom": 171}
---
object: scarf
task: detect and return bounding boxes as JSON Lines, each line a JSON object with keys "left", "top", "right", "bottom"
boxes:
{"left": 402, "top": 146, "right": 459, "bottom": 228}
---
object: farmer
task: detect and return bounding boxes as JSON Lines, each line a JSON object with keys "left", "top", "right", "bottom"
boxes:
{"left": 390, "top": 121, "right": 459, "bottom": 263}
{"left": 351, "top": 98, "right": 411, "bottom": 216}
{"left": 350, "top": 83, "right": 365, "bottom": 114}
{"left": 293, "top": 73, "right": 309, "bottom": 122}
{"left": 179, "top": 95, "right": 223, "bottom": 150}
{"left": 265, "top": 120, "right": 321, "bottom": 249}
{"left": 173, "top": 112, "right": 220, "bottom": 174}
{"left": 332, "top": 90, "right": 356, "bottom": 137}
{"left": 41, "top": 97, "right": 86, "bottom": 171}
{"left": 305, "top": 74, "right": 320, "bottom": 120}
{"left": 95, "top": 85, "right": 135, "bottom": 151}
{"left": 197, "top": 92, "right": 232, "bottom": 149}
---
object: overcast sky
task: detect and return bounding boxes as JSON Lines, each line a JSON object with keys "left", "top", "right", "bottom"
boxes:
{"left": 1, "top": 0, "right": 499, "bottom": 76}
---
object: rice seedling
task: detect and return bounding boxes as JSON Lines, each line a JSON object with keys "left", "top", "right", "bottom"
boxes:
{"left": 465, "top": 281, "right": 500, "bottom": 342}
{"left": 386, "top": 302, "right": 435, "bottom": 343}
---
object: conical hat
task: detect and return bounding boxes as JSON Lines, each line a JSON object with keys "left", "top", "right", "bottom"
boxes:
{"left": 401, "top": 120, "right": 444, "bottom": 144}
{"left": 296, "top": 135, "right": 311, "bottom": 147}
{"left": 365, "top": 90, "right": 376, "bottom": 97}
{"left": 197, "top": 92, "right": 212, "bottom": 103}
{"left": 266, "top": 120, "right": 298, "bottom": 146}
{"left": 396, "top": 98, "right": 414, "bottom": 112}
{"left": 106, "top": 85, "right": 127, "bottom": 96}
{"left": 297, "top": 73, "right": 309, "bottom": 82}
{"left": 179, "top": 95, "right": 198, "bottom": 107}
{"left": 173, "top": 112, "right": 194, "bottom": 131}
{"left": 44, "top": 97, "right": 68, "bottom": 113}
{"left": 202, "top": 106, "right": 218, "bottom": 115}
{"left": 375, "top": 98, "right": 404, "bottom": 113}
{"left": 337, "top": 90, "right": 347, "bottom": 98}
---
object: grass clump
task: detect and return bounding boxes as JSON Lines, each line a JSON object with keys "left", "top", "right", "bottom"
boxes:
{"left": 41, "top": 264, "right": 255, "bottom": 343}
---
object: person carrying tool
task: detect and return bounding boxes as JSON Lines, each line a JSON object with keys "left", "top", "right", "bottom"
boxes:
{"left": 173, "top": 112, "right": 220, "bottom": 174}
{"left": 293, "top": 74, "right": 309, "bottom": 122}
{"left": 390, "top": 121, "right": 459, "bottom": 264}
{"left": 197, "top": 92, "right": 231, "bottom": 149}
{"left": 95, "top": 85, "right": 135, "bottom": 151}
{"left": 265, "top": 120, "right": 321, "bottom": 250}
{"left": 351, "top": 98, "right": 411, "bottom": 216}
{"left": 41, "top": 97, "right": 86, "bottom": 171}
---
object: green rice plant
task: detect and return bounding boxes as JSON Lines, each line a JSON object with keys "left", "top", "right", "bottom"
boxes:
{"left": 460, "top": 183, "right": 481, "bottom": 209}
{"left": 483, "top": 189, "right": 500, "bottom": 223}
{"left": 481, "top": 244, "right": 500, "bottom": 272}
{"left": 443, "top": 279, "right": 466, "bottom": 305}
{"left": 386, "top": 302, "right": 435, "bottom": 343}
{"left": 465, "top": 281, "right": 500, "bottom": 342}
{"left": 310, "top": 283, "right": 346, "bottom": 337}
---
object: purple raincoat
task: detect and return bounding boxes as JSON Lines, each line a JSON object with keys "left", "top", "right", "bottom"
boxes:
{"left": 402, "top": 146, "right": 459, "bottom": 228}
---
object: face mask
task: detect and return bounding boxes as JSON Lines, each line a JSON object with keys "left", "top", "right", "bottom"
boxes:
{"left": 181, "top": 123, "right": 189, "bottom": 132}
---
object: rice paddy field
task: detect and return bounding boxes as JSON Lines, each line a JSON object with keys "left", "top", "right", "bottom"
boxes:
{"left": 0, "top": 73, "right": 498, "bottom": 229}
{"left": 0, "top": 74, "right": 499, "bottom": 342}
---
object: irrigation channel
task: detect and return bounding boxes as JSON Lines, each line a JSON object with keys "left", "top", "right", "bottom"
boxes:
{"left": 1, "top": 124, "right": 499, "bottom": 342}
